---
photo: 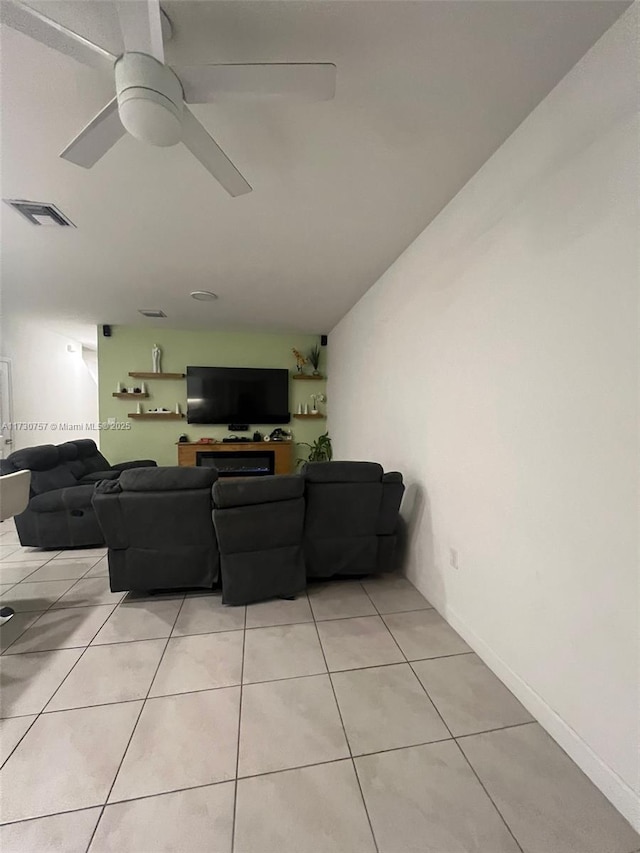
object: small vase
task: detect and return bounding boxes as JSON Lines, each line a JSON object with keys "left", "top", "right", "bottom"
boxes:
{"left": 136, "top": 402, "right": 142, "bottom": 414}
{"left": 312, "top": 369, "right": 320, "bottom": 376}
{"left": 175, "top": 403, "right": 181, "bottom": 415}
{"left": 296, "top": 403, "right": 303, "bottom": 415}
{"left": 304, "top": 403, "right": 309, "bottom": 415}
{"left": 311, "top": 409, "right": 319, "bottom": 415}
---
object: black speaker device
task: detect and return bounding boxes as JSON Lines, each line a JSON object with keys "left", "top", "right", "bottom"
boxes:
{"left": 102, "top": 324, "right": 112, "bottom": 337}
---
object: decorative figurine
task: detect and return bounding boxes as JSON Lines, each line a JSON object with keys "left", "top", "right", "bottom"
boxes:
{"left": 136, "top": 402, "right": 143, "bottom": 414}
{"left": 152, "top": 343, "right": 162, "bottom": 373}
{"left": 175, "top": 402, "right": 181, "bottom": 415}
{"left": 296, "top": 403, "right": 303, "bottom": 415}
{"left": 292, "top": 348, "right": 307, "bottom": 374}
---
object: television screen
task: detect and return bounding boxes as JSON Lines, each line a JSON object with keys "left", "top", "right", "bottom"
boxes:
{"left": 186, "top": 366, "right": 290, "bottom": 425}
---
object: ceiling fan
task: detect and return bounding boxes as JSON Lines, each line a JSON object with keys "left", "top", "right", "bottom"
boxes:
{"left": 1, "top": 0, "right": 337, "bottom": 196}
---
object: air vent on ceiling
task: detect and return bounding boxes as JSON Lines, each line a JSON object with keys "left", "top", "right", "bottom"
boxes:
{"left": 4, "top": 199, "right": 75, "bottom": 227}
{"left": 138, "top": 309, "right": 167, "bottom": 318}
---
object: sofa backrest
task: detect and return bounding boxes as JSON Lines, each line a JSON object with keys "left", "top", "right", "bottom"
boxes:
{"left": 5, "top": 444, "right": 78, "bottom": 495}
{"left": 93, "top": 466, "right": 219, "bottom": 550}
{"left": 69, "top": 439, "right": 112, "bottom": 475}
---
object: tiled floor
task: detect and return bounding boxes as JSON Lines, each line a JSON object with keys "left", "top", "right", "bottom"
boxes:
{"left": 0, "top": 521, "right": 638, "bottom": 853}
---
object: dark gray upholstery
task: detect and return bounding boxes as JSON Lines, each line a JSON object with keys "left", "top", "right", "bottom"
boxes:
{"left": 4, "top": 440, "right": 158, "bottom": 548}
{"left": 93, "top": 467, "right": 220, "bottom": 593}
{"left": 302, "top": 461, "right": 405, "bottom": 577}
{"left": 213, "top": 475, "right": 306, "bottom": 605}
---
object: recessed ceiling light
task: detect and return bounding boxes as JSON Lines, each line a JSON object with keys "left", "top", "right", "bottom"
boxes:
{"left": 138, "top": 309, "right": 167, "bottom": 318}
{"left": 190, "top": 291, "right": 218, "bottom": 302}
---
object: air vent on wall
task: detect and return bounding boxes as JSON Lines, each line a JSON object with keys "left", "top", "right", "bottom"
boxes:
{"left": 4, "top": 199, "right": 75, "bottom": 227}
{"left": 138, "top": 309, "right": 167, "bottom": 318}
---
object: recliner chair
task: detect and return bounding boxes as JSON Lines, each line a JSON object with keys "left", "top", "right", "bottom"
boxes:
{"left": 93, "top": 467, "right": 220, "bottom": 593}
{"left": 301, "top": 461, "right": 404, "bottom": 578}
{"left": 3, "top": 440, "right": 157, "bottom": 548}
{"left": 212, "top": 475, "right": 306, "bottom": 605}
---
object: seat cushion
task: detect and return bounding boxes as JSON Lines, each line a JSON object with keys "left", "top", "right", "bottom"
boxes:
{"left": 78, "top": 470, "right": 120, "bottom": 484}
{"left": 29, "top": 484, "right": 96, "bottom": 513}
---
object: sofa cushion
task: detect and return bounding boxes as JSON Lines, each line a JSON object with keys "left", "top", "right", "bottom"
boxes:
{"left": 302, "top": 461, "right": 383, "bottom": 483}
{"left": 71, "top": 439, "right": 112, "bottom": 474}
{"left": 119, "top": 466, "right": 217, "bottom": 492}
{"left": 29, "top": 484, "right": 96, "bottom": 513}
{"left": 213, "top": 475, "right": 303, "bottom": 509}
{"left": 78, "top": 470, "right": 120, "bottom": 484}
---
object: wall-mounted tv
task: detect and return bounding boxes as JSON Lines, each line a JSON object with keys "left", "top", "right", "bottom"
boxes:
{"left": 186, "top": 366, "right": 290, "bottom": 425}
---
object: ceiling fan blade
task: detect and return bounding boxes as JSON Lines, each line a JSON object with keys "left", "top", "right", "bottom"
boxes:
{"left": 181, "top": 106, "right": 252, "bottom": 197}
{"left": 0, "top": 0, "right": 115, "bottom": 72}
{"left": 177, "top": 63, "right": 337, "bottom": 104}
{"left": 60, "top": 98, "right": 125, "bottom": 168}
{"left": 115, "top": 0, "right": 164, "bottom": 62}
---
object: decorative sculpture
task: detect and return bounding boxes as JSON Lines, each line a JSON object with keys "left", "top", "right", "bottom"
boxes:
{"left": 152, "top": 343, "right": 162, "bottom": 373}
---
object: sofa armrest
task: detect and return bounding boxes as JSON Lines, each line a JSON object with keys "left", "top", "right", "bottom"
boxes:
{"left": 111, "top": 459, "right": 158, "bottom": 471}
{"left": 92, "top": 481, "right": 128, "bottom": 549}
{"left": 378, "top": 474, "right": 405, "bottom": 535}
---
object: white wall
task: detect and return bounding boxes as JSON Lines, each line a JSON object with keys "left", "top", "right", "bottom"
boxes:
{"left": 328, "top": 5, "right": 638, "bottom": 828}
{"left": 0, "top": 315, "right": 99, "bottom": 450}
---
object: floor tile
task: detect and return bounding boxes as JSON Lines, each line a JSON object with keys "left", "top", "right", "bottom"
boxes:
{"left": 245, "top": 594, "right": 313, "bottom": 628}
{"left": 53, "top": 547, "right": 107, "bottom": 560}
{"left": 51, "top": 576, "right": 125, "bottom": 609}
{"left": 0, "top": 562, "right": 49, "bottom": 585}
{"left": 243, "top": 623, "right": 326, "bottom": 683}
{"left": 91, "top": 782, "right": 234, "bottom": 853}
{"left": 413, "top": 653, "right": 533, "bottom": 736}
{"left": 149, "top": 631, "right": 243, "bottom": 696}
{"left": 383, "top": 609, "right": 471, "bottom": 660}
{"left": 91, "top": 597, "right": 183, "bottom": 644}
{"left": 459, "top": 723, "right": 640, "bottom": 853}
{"left": 235, "top": 760, "right": 376, "bottom": 853}
{"left": 109, "top": 687, "right": 240, "bottom": 801}
{"left": 362, "top": 576, "right": 432, "bottom": 614}
{"left": 0, "top": 611, "right": 42, "bottom": 654}
{"left": 0, "top": 579, "right": 76, "bottom": 612}
{"left": 83, "top": 557, "right": 109, "bottom": 578}
{"left": 332, "top": 663, "right": 449, "bottom": 755}
{"left": 25, "top": 557, "right": 100, "bottom": 582}
{"left": 356, "top": 741, "right": 521, "bottom": 853}
{"left": 239, "top": 674, "right": 348, "bottom": 777}
{"left": 316, "top": 615, "right": 404, "bottom": 671}
{"left": 0, "top": 532, "right": 20, "bottom": 546}
{"left": 0, "top": 647, "right": 84, "bottom": 717}
{"left": 0, "top": 715, "right": 36, "bottom": 766}
{"left": 4, "top": 606, "right": 116, "bottom": 654}
{"left": 0, "top": 808, "right": 102, "bottom": 853}
{"left": 0, "top": 701, "right": 142, "bottom": 822}
{"left": 172, "top": 593, "right": 245, "bottom": 636}
{"left": 308, "top": 582, "right": 377, "bottom": 621}
{"left": 1, "top": 548, "right": 60, "bottom": 563}
{"left": 46, "top": 639, "right": 166, "bottom": 711}
{"left": 0, "top": 545, "right": 21, "bottom": 560}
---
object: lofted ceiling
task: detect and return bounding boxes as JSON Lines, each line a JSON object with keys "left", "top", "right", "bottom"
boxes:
{"left": 0, "top": 0, "right": 629, "bottom": 345}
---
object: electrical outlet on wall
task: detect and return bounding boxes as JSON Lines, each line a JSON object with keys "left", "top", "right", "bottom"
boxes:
{"left": 449, "top": 547, "right": 459, "bottom": 570}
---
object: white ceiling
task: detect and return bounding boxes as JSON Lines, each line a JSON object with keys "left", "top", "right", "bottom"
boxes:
{"left": 0, "top": 0, "right": 629, "bottom": 345}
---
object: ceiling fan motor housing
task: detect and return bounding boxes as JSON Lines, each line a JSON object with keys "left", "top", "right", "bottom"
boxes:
{"left": 115, "top": 52, "right": 183, "bottom": 147}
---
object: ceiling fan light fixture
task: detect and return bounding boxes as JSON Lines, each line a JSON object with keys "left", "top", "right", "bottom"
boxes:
{"left": 115, "top": 52, "right": 183, "bottom": 147}
{"left": 190, "top": 290, "right": 218, "bottom": 302}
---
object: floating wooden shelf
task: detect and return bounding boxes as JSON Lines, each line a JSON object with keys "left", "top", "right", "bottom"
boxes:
{"left": 113, "top": 392, "right": 149, "bottom": 399}
{"left": 292, "top": 374, "right": 325, "bottom": 381}
{"left": 293, "top": 413, "right": 325, "bottom": 419}
{"left": 128, "top": 372, "right": 185, "bottom": 380}
{"left": 128, "top": 413, "right": 185, "bottom": 420}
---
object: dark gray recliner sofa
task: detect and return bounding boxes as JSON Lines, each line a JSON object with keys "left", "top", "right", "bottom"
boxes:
{"left": 301, "top": 461, "right": 405, "bottom": 578}
{"left": 213, "top": 475, "right": 306, "bottom": 605}
{"left": 3, "top": 440, "right": 157, "bottom": 548}
{"left": 93, "top": 467, "right": 220, "bottom": 593}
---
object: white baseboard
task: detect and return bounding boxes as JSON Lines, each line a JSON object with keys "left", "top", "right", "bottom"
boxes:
{"left": 435, "top": 601, "right": 640, "bottom": 832}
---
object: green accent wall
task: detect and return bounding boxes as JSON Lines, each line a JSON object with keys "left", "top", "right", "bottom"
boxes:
{"left": 98, "top": 326, "right": 327, "bottom": 466}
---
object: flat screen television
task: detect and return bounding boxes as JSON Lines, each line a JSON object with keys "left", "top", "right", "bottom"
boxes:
{"left": 186, "top": 366, "right": 290, "bottom": 425}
